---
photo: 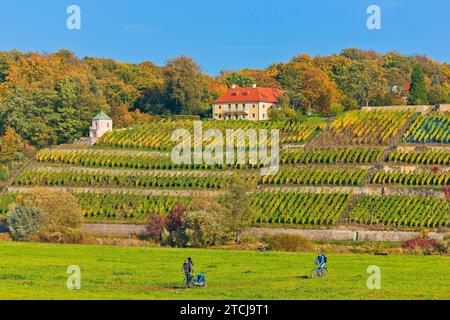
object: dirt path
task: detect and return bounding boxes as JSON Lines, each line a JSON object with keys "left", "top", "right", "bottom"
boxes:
{"left": 9, "top": 183, "right": 445, "bottom": 199}
{"left": 43, "top": 147, "right": 170, "bottom": 156}
{"left": 0, "top": 159, "right": 34, "bottom": 196}
{"left": 29, "top": 165, "right": 235, "bottom": 176}
{"left": 259, "top": 185, "right": 376, "bottom": 195}
{"left": 9, "top": 186, "right": 224, "bottom": 197}
{"left": 258, "top": 185, "right": 446, "bottom": 198}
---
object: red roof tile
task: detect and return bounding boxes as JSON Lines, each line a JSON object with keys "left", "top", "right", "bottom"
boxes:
{"left": 214, "top": 87, "right": 285, "bottom": 104}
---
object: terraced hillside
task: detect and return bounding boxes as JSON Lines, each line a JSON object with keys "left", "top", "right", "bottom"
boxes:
{"left": 1, "top": 110, "right": 449, "bottom": 229}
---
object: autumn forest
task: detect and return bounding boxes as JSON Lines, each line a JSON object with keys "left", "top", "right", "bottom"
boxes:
{"left": 0, "top": 48, "right": 449, "bottom": 149}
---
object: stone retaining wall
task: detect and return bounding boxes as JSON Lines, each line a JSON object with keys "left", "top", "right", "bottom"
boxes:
{"left": 82, "top": 224, "right": 145, "bottom": 236}
{"left": 81, "top": 224, "right": 445, "bottom": 242}
{"left": 246, "top": 227, "right": 444, "bottom": 242}
{"left": 361, "top": 105, "right": 431, "bottom": 114}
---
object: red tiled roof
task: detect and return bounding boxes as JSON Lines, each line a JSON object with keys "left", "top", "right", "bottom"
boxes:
{"left": 214, "top": 87, "right": 285, "bottom": 104}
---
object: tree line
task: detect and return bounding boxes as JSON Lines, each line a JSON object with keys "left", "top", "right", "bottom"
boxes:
{"left": 0, "top": 48, "right": 449, "bottom": 148}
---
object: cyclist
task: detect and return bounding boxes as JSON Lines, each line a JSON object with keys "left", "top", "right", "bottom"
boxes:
{"left": 182, "top": 257, "right": 194, "bottom": 286}
{"left": 314, "top": 253, "right": 327, "bottom": 276}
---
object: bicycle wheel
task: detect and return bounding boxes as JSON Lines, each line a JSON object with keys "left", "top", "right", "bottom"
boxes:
{"left": 181, "top": 277, "right": 191, "bottom": 288}
{"left": 310, "top": 268, "right": 318, "bottom": 279}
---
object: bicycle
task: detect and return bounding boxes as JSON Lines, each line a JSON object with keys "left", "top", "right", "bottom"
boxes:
{"left": 181, "top": 272, "right": 208, "bottom": 288}
{"left": 181, "top": 273, "right": 194, "bottom": 288}
{"left": 310, "top": 264, "right": 328, "bottom": 279}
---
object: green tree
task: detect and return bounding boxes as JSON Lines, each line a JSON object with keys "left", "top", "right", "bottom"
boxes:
{"left": 163, "top": 56, "right": 212, "bottom": 115}
{"left": 268, "top": 108, "right": 283, "bottom": 120}
{"left": 224, "top": 73, "right": 255, "bottom": 88}
{"left": 428, "top": 84, "right": 450, "bottom": 105}
{"left": 8, "top": 205, "right": 47, "bottom": 242}
{"left": 221, "top": 175, "right": 256, "bottom": 243}
{"left": 183, "top": 209, "right": 230, "bottom": 247}
{"left": 409, "top": 64, "right": 428, "bottom": 105}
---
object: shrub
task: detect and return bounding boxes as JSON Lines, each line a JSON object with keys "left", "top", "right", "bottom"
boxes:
{"left": 38, "top": 227, "right": 84, "bottom": 244}
{"left": 14, "top": 188, "right": 84, "bottom": 244}
{"left": 435, "top": 240, "right": 448, "bottom": 255}
{"left": 403, "top": 237, "right": 437, "bottom": 250}
{"left": 8, "top": 205, "right": 47, "bottom": 241}
{"left": 263, "top": 233, "right": 313, "bottom": 252}
{"left": 0, "top": 165, "right": 10, "bottom": 181}
{"left": 160, "top": 203, "right": 188, "bottom": 247}
{"left": 170, "top": 115, "right": 200, "bottom": 121}
{"left": 268, "top": 109, "right": 283, "bottom": 120}
{"left": 158, "top": 196, "right": 232, "bottom": 248}
{"left": 144, "top": 214, "right": 166, "bottom": 241}
{"left": 0, "top": 193, "right": 16, "bottom": 216}
{"left": 142, "top": 204, "right": 189, "bottom": 247}
{"left": 145, "top": 196, "right": 232, "bottom": 248}
{"left": 329, "top": 103, "right": 344, "bottom": 116}
{"left": 22, "top": 141, "right": 37, "bottom": 158}
{"left": 164, "top": 203, "right": 186, "bottom": 232}
{"left": 183, "top": 210, "right": 231, "bottom": 248}
{"left": 0, "top": 232, "right": 12, "bottom": 241}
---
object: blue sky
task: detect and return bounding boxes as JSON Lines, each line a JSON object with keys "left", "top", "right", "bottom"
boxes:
{"left": 1, "top": 0, "right": 449, "bottom": 74}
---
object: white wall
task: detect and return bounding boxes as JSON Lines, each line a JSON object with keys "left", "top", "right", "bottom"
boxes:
{"left": 90, "top": 119, "right": 113, "bottom": 138}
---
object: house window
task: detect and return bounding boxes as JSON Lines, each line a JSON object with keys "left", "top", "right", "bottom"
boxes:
{"left": 235, "top": 104, "right": 238, "bottom": 109}
{"left": 252, "top": 113, "right": 255, "bottom": 118}
{"left": 107, "top": 123, "right": 110, "bottom": 128}
{"left": 218, "top": 105, "right": 222, "bottom": 110}
{"left": 219, "top": 114, "right": 222, "bottom": 119}
{"left": 228, "top": 104, "right": 231, "bottom": 109}
{"left": 262, "top": 113, "right": 265, "bottom": 118}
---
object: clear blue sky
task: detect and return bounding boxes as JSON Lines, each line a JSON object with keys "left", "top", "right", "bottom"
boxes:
{"left": 1, "top": 0, "right": 449, "bottom": 74}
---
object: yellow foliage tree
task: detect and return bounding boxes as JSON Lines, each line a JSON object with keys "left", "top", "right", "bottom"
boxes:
{"left": 0, "top": 127, "right": 23, "bottom": 163}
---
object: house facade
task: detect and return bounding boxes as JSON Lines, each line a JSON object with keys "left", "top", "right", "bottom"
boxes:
{"left": 212, "top": 85, "right": 285, "bottom": 121}
{"left": 89, "top": 111, "right": 113, "bottom": 141}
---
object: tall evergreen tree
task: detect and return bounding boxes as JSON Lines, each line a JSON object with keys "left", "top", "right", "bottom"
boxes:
{"left": 409, "top": 64, "right": 427, "bottom": 105}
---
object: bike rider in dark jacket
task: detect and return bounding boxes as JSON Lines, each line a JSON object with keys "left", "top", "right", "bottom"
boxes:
{"left": 182, "top": 257, "right": 194, "bottom": 280}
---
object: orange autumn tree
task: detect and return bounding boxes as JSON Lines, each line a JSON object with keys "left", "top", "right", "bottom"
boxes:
{"left": 0, "top": 127, "right": 23, "bottom": 163}
{"left": 276, "top": 54, "right": 339, "bottom": 114}
{"left": 300, "top": 67, "right": 339, "bottom": 114}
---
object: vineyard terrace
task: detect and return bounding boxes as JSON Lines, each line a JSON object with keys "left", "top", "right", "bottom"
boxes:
{"left": 171, "top": 121, "right": 280, "bottom": 176}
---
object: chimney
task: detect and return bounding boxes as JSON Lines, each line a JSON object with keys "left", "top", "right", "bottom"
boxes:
{"left": 252, "top": 84, "right": 257, "bottom": 88}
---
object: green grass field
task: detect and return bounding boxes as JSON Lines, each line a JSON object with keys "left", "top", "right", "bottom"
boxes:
{"left": 0, "top": 241, "right": 448, "bottom": 300}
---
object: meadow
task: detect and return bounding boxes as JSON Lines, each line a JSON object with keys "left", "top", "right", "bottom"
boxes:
{"left": 0, "top": 241, "right": 448, "bottom": 300}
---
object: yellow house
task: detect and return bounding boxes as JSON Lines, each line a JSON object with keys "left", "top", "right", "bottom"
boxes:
{"left": 212, "top": 85, "right": 285, "bottom": 121}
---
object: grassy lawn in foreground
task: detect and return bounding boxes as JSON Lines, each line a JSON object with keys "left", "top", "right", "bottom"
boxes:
{"left": 0, "top": 241, "right": 448, "bottom": 300}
